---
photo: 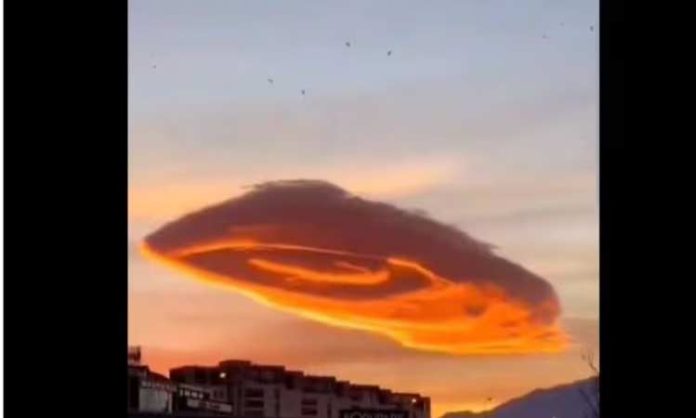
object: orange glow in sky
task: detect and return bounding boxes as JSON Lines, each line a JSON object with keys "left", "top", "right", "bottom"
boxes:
{"left": 140, "top": 181, "right": 568, "bottom": 356}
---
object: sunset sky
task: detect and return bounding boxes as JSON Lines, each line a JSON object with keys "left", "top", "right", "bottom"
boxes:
{"left": 128, "top": 0, "right": 598, "bottom": 415}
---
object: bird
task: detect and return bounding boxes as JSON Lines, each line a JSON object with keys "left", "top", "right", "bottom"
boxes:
{"left": 345, "top": 41, "right": 351, "bottom": 47}
{"left": 542, "top": 34, "right": 548, "bottom": 39}
{"left": 301, "top": 89, "right": 306, "bottom": 96}
{"left": 387, "top": 50, "right": 392, "bottom": 56}
{"left": 267, "top": 78, "right": 274, "bottom": 85}
{"left": 560, "top": 22, "right": 565, "bottom": 26}
{"left": 152, "top": 64, "right": 157, "bottom": 69}
{"left": 590, "top": 25, "right": 594, "bottom": 32}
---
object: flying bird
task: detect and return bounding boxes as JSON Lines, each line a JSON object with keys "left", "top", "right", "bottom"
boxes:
{"left": 267, "top": 78, "right": 274, "bottom": 85}
{"left": 152, "top": 65, "right": 157, "bottom": 69}
{"left": 301, "top": 89, "right": 306, "bottom": 96}
{"left": 387, "top": 50, "right": 392, "bottom": 56}
{"left": 590, "top": 25, "right": 594, "bottom": 31}
{"left": 345, "top": 41, "right": 351, "bottom": 47}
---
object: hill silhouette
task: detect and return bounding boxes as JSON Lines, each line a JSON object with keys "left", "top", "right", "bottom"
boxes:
{"left": 441, "top": 377, "right": 598, "bottom": 418}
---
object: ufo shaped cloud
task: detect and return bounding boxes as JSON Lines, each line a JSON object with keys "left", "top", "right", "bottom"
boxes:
{"left": 142, "top": 180, "right": 568, "bottom": 355}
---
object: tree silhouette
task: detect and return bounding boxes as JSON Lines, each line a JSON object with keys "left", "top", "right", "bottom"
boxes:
{"left": 579, "top": 349, "right": 599, "bottom": 418}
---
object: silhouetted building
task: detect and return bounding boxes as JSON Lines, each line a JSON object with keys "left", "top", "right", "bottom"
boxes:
{"left": 169, "top": 359, "right": 430, "bottom": 418}
{"left": 128, "top": 363, "right": 177, "bottom": 413}
{"left": 128, "top": 347, "right": 237, "bottom": 416}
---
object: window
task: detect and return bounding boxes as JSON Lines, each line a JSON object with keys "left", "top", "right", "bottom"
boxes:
{"left": 245, "top": 388, "right": 265, "bottom": 398}
{"left": 245, "top": 399, "right": 265, "bottom": 408}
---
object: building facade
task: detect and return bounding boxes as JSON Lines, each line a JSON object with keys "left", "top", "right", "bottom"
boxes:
{"left": 128, "top": 363, "right": 177, "bottom": 413}
{"left": 175, "top": 382, "right": 234, "bottom": 415}
{"left": 169, "top": 360, "right": 431, "bottom": 418}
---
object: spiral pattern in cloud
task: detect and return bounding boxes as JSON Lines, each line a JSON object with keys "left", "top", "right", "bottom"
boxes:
{"left": 142, "top": 180, "right": 567, "bottom": 355}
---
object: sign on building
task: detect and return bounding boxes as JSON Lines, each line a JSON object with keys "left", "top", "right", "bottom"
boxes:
{"left": 340, "top": 409, "right": 409, "bottom": 418}
{"left": 186, "top": 398, "right": 233, "bottom": 413}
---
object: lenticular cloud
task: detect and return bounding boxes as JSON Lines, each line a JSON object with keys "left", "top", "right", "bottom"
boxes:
{"left": 142, "top": 180, "right": 568, "bottom": 355}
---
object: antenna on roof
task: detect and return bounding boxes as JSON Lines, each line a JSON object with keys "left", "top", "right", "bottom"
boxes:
{"left": 128, "top": 346, "right": 142, "bottom": 366}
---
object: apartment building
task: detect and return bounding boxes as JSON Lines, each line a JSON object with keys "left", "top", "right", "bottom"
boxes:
{"left": 169, "top": 359, "right": 430, "bottom": 418}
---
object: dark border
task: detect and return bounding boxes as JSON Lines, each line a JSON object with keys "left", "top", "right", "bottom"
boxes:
{"left": 4, "top": 1, "right": 128, "bottom": 417}
{"left": 599, "top": 0, "right": 625, "bottom": 416}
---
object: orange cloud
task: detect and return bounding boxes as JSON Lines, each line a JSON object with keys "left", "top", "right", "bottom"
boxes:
{"left": 142, "top": 180, "right": 568, "bottom": 356}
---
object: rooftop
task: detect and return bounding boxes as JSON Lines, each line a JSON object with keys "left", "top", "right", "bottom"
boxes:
{"left": 169, "top": 359, "right": 430, "bottom": 402}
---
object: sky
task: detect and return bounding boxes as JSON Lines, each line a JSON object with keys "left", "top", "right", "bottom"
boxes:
{"left": 128, "top": 0, "right": 598, "bottom": 415}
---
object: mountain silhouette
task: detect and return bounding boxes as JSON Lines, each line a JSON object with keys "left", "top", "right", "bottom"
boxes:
{"left": 441, "top": 377, "right": 598, "bottom": 418}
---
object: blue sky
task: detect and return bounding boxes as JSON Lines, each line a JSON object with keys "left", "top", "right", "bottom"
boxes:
{"left": 129, "top": 0, "right": 597, "bottom": 111}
